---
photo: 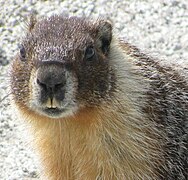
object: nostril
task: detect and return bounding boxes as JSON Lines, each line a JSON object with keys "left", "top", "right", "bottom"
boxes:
{"left": 37, "top": 78, "right": 47, "bottom": 90}
{"left": 37, "top": 78, "right": 42, "bottom": 86}
{"left": 54, "top": 83, "right": 64, "bottom": 90}
{"left": 37, "top": 77, "right": 65, "bottom": 93}
{"left": 36, "top": 78, "right": 41, "bottom": 85}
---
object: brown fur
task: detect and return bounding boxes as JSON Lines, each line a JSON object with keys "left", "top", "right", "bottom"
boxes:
{"left": 10, "top": 15, "right": 187, "bottom": 179}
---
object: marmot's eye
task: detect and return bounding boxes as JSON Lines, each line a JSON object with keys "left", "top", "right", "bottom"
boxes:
{"left": 18, "top": 44, "right": 26, "bottom": 61}
{"left": 85, "top": 46, "right": 95, "bottom": 60}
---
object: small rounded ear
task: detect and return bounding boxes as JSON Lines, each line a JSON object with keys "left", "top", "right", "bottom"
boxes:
{"left": 27, "top": 12, "right": 37, "bottom": 32}
{"left": 96, "top": 20, "right": 112, "bottom": 55}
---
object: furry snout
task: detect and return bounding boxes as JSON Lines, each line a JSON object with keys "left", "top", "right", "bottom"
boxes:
{"left": 36, "top": 64, "right": 66, "bottom": 105}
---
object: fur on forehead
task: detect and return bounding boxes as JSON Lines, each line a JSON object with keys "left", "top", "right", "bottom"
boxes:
{"left": 27, "top": 14, "right": 112, "bottom": 46}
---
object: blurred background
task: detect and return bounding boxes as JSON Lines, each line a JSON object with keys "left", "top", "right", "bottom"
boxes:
{"left": 0, "top": 0, "right": 188, "bottom": 179}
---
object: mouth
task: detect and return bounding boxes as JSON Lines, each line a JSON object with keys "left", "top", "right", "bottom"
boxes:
{"left": 42, "top": 107, "right": 66, "bottom": 117}
{"left": 39, "top": 105, "right": 78, "bottom": 118}
{"left": 30, "top": 97, "right": 78, "bottom": 118}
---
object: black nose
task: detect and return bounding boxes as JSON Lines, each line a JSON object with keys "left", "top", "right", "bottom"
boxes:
{"left": 37, "top": 65, "right": 66, "bottom": 99}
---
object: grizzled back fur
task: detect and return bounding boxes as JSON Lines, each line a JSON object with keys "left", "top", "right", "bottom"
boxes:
{"left": 123, "top": 42, "right": 188, "bottom": 179}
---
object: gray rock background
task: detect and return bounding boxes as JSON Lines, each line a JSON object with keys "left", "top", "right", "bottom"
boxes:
{"left": 0, "top": 0, "right": 187, "bottom": 179}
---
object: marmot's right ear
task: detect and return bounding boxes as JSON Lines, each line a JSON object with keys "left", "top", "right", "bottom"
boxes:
{"left": 28, "top": 13, "right": 37, "bottom": 32}
{"left": 96, "top": 20, "right": 112, "bottom": 55}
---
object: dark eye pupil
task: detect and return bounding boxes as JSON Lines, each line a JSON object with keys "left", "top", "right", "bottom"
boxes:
{"left": 18, "top": 44, "right": 26, "bottom": 60}
{"left": 85, "top": 47, "right": 95, "bottom": 60}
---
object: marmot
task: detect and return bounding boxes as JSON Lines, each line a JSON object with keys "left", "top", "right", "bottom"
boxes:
{"left": 10, "top": 14, "right": 188, "bottom": 180}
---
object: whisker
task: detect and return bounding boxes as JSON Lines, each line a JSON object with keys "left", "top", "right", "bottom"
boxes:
{"left": 0, "top": 91, "right": 12, "bottom": 103}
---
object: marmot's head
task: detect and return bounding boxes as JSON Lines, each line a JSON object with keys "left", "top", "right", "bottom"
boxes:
{"left": 11, "top": 15, "right": 116, "bottom": 118}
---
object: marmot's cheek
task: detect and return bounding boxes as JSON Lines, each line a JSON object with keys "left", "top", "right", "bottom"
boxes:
{"left": 64, "top": 71, "right": 78, "bottom": 101}
{"left": 28, "top": 71, "right": 43, "bottom": 110}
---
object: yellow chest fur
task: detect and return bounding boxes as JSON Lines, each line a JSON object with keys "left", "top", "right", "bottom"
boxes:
{"left": 19, "top": 105, "right": 162, "bottom": 180}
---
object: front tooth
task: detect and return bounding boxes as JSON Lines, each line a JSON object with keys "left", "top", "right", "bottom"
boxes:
{"left": 46, "top": 98, "right": 52, "bottom": 108}
{"left": 52, "top": 98, "right": 58, "bottom": 108}
{"left": 45, "top": 98, "right": 59, "bottom": 108}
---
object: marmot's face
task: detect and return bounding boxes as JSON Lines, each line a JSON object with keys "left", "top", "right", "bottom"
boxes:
{"left": 11, "top": 15, "right": 115, "bottom": 118}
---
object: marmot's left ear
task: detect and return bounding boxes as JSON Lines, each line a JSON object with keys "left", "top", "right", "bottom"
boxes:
{"left": 96, "top": 20, "right": 112, "bottom": 55}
